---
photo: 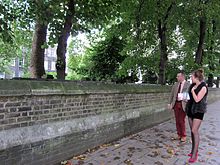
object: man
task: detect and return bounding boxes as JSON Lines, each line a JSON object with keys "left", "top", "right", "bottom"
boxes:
{"left": 168, "top": 71, "right": 190, "bottom": 142}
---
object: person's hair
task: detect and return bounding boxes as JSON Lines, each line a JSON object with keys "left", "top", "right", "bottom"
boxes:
{"left": 193, "top": 68, "right": 204, "bottom": 81}
{"left": 178, "top": 70, "right": 185, "bottom": 77}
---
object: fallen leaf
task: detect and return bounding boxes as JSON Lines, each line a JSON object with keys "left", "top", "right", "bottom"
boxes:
{"left": 60, "top": 160, "right": 73, "bottom": 165}
{"left": 100, "top": 152, "right": 110, "bottom": 158}
{"left": 72, "top": 155, "right": 86, "bottom": 161}
{"left": 128, "top": 147, "right": 135, "bottom": 152}
{"left": 114, "top": 144, "right": 120, "bottom": 147}
{"left": 124, "top": 159, "right": 133, "bottom": 165}
{"left": 167, "top": 148, "right": 175, "bottom": 155}
{"left": 207, "top": 151, "right": 213, "bottom": 155}
{"left": 127, "top": 153, "right": 132, "bottom": 157}
{"left": 154, "top": 161, "right": 163, "bottom": 165}
{"left": 161, "top": 155, "right": 172, "bottom": 159}
{"left": 61, "top": 161, "right": 67, "bottom": 165}
{"left": 148, "top": 149, "right": 161, "bottom": 157}
{"left": 114, "top": 156, "right": 121, "bottom": 160}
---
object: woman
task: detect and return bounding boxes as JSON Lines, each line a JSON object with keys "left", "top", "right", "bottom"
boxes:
{"left": 186, "top": 69, "right": 208, "bottom": 163}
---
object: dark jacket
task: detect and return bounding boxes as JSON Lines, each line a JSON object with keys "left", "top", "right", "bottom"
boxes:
{"left": 186, "top": 82, "right": 208, "bottom": 114}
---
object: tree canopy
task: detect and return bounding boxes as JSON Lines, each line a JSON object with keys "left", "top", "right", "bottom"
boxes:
{"left": 0, "top": 0, "right": 220, "bottom": 86}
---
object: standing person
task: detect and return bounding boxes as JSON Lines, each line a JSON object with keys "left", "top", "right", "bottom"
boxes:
{"left": 186, "top": 69, "right": 208, "bottom": 163}
{"left": 168, "top": 71, "right": 190, "bottom": 142}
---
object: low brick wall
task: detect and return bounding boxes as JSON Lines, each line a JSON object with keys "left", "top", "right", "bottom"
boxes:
{"left": 0, "top": 80, "right": 219, "bottom": 165}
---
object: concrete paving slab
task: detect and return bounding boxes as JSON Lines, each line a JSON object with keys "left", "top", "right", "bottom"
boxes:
{"left": 69, "top": 101, "right": 220, "bottom": 165}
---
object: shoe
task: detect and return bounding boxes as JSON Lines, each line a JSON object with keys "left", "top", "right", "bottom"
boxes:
{"left": 188, "top": 157, "right": 197, "bottom": 163}
{"left": 180, "top": 137, "right": 186, "bottom": 142}
{"left": 188, "top": 153, "right": 192, "bottom": 157}
{"left": 188, "top": 152, "right": 198, "bottom": 163}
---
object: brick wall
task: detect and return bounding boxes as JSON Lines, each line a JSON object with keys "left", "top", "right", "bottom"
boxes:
{"left": 0, "top": 80, "right": 219, "bottom": 165}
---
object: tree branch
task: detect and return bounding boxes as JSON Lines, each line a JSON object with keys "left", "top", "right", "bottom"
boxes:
{"left": 163, "top": 1, "right": 175, "bottom": 28}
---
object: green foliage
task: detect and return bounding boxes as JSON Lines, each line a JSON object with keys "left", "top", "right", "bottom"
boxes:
{"left": 45, "top": 71, "right": 57, "bottom": 79}
{"left": 89, "top": 36, "right": 126, "bottom": 81}
{"left": 177, "top": 1, "right": 220, "bottom": 62}
{"left": 0, "top": 0, "right": 33, "bottom": 73}
{"left": 66, "top": 35, "right": 91, "bottom": 80}
{"left": 1, "top": 0, "right": 220, "bottom": 83}
{"left": 46, "top": 0, "right": 121, "bottom": 46}
{"left": 166, "top": 58, "right": 185, "bottom": 84}
{"left": 117, "top": 50, "right": 160, "bottom": 83}
{"left": 67, "top": 54, "right": 91, "bottom": 80}
{"left": 0, "top": 0, "right": 16, "bottom": 43}
{"left": 68, "top": 34, "right": 126, "bottom": 81}
{"left": 67, "top": 0, "right": 220, "bottom": 84}
{"left": 0, "top": 24, "right": 32, "bottom": 73}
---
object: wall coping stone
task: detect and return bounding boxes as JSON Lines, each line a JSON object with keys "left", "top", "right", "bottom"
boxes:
{"left": 0, "top": 80, "right": 171, "bottom": 96}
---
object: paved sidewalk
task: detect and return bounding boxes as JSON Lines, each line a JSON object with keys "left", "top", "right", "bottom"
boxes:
{"left": 68, "top": 101, "right": 220, "bottom": 165}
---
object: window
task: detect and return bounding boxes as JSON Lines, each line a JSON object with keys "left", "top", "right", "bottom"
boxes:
{"left": 44, "top": 60, "right": 48, "bottom": 70}
{"left": 48, "top": 61, "right": 51, "bottom": 71}
{"left": 19, "top": 58, "right": 24, "bottom": 66}
{"left": 11, "top": 59, "right": 16, "bottom": 66}
{"left": 51, "top": 61, "right": 56, "bottom": 71}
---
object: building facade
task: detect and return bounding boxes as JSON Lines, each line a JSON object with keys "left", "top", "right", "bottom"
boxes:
{"left": 0, "top": 47, "right": 57, "bottom": 79}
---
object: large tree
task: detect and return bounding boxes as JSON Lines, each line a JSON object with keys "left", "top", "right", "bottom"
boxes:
{"left": 30, "top": 21, "right": 47, "bottom": 78}
{"left": 110, "top": 0, "right": 178, "bottom": 84}
{"left": 157, "top": 0, "right": 176, "bottom": 85}
{"left": 15, "top": 0, "right": 52, "bottom": 78}
{"left": 56, "top": 0, "right": 75, "bottom": 80}
{"left": 0, "top": 1, "right": 32, "bottom": 73}
{"left": 47, "top": 0, "right": 121, "bottom": 80}
{"left": 1, "top": 0, "right": 220, "bottom": 85}
{"left": 178, "top": 1, "right": 218, "bottom": 65}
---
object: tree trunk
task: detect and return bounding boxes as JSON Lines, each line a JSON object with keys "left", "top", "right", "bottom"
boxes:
{"left": 217, "top": 75, "right": 220, "bottom": 88}
{"left": 157, "top": 1, "right": 174, "bottom": 85}
{"left": 207, "top": 73, "right": 214, "bottom": 87}
{"left": 135, "top": 0, "right": 145, "bottom": 40}
{"left": 217, "top": 58, "right": 220, "bottom": 88}
{"left": 207, "top": 20, "right": 216, "bottom": 87}
{"left": 56, "top": 0, "right": 75, "bottom": 80}
{"left": 208, "top": 20, "right": 216, "bottom": 70}
{"left": 30, "top": 21, "right": 47, "bottom": 78}
{"left": 158, "top": 20, "right": 168, "bottom": 85}
{"left": 195, "top": 17, "right": 206, "bottom": 65}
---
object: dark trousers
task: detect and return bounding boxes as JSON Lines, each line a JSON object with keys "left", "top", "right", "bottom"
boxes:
{"left": 174, "top": 101, "right": 186, "bottom": 138}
